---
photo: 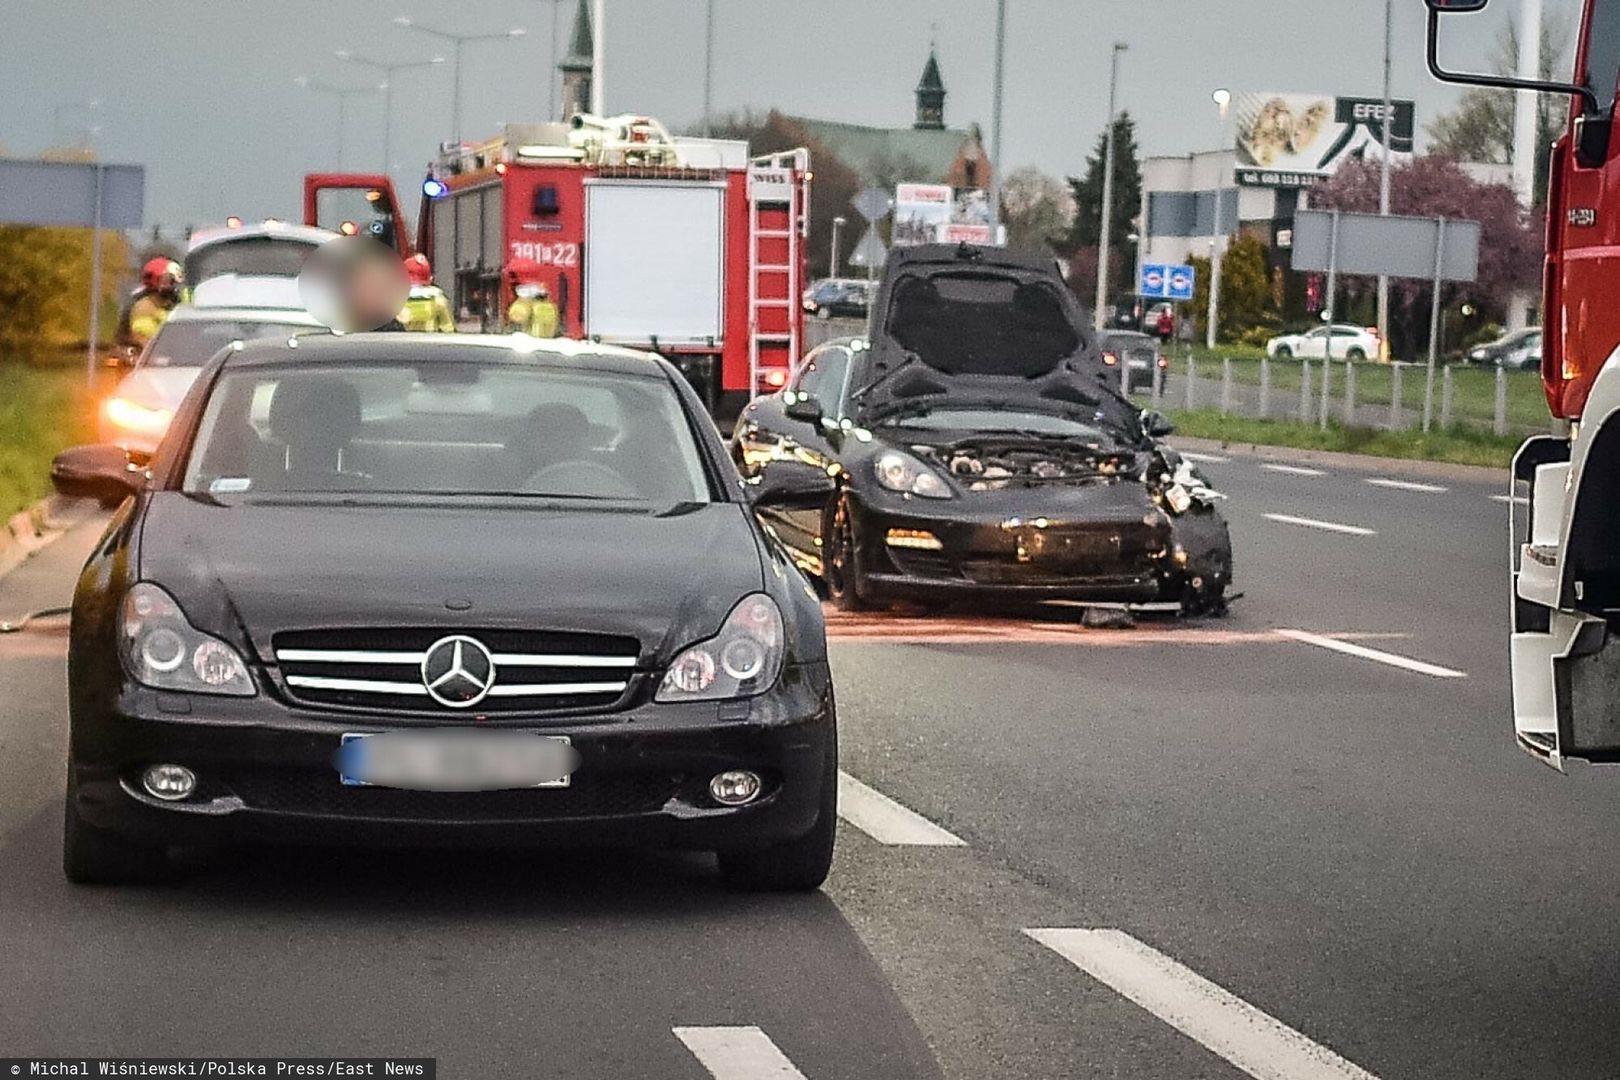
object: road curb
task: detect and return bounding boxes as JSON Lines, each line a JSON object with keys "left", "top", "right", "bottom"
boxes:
{"left": 0, "top": 495, "right": 97, "bottom": 582}
{"left": 1169, "top": 435, "right": 1511, "bottom": 485}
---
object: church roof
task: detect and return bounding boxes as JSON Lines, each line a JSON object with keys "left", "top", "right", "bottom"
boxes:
{"left": 784, "top": 116, "right": 981, "bottom": 184}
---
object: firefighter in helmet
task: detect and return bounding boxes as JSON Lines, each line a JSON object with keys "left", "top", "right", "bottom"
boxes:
{"left": 506, "top": 259, "right": 560, "bottom": 338}
{"left": 118, "top": 258, "right": 184, "bottom": 349}
{"left": 399, "top": 254, "right": 455, "bottom": 333}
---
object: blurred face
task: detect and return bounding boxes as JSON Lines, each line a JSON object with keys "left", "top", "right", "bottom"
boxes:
{"left": 297, "top": 237, "right": 408, "bottom": 332}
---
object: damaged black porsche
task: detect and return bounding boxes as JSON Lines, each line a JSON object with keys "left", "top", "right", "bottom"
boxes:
{"left": 733, "top": 243, "right": 1233, "bottom": 615}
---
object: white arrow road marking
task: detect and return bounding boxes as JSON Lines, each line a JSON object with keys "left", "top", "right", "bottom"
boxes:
{"left": 1179, "top": 451, "right": 1230, "bottom": 463}
{"left": 1262, "top": 513, "right": 1376, "bottom": 537}
{"left": 674, "top": 1026, "right": 808, "bottom": 1079}
{"left": 1260, "top": 463, "right": 1327, "bottom": 476}
{"left": 1274, "top": 628, "right": 1466, "bottom": 679}
{"left": 1365, "top": 477, "right": 1448, "bottom": 493}
{"left": 837, "top": 771, "right": 965, "bottom": 846}
{"left": 1025, "top": 928, "right": 1382, "bottom": 1080}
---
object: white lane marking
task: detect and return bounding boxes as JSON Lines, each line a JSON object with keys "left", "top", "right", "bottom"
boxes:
{"left": 1260, "top": 463, "right": 1327, "bottom": 477}
{"left": 1365, "top": 477, "right": 1447, "bottom": 493}
{"left": 1274, "top": 628, "right": 1466, "bottom": 679}
{"left": 1179, "top": 451, "right": 1230, "bottom": 464}
{"left": 1026, "top": 929, "right": 1382, "bottom": 1080}
{"left": 837, "top": 771, "right": 966, "bottom": 846}
{"left": 674, "top": 1026, "right": 808, "bottom": 1080}
{"left": 1262, "top": 513, "right": 1376, "bottom": 537}
{"left": 1490, "top": 494, "right": 1529, "bottom": 505}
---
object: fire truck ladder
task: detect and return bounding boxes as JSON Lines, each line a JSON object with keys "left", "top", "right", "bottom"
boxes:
{"left": 748, "top": 148, "right": 810, "bottom": 402}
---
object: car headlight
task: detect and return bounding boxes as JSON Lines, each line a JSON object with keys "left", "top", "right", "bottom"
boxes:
{"left": 656, "top": 594, "right": 784, "bottom": 702}
{"left": 873, "top": 450, "right": 952, "bottom": 498}
{"left": 104, "top": 397, "right": 174, "bottom": 437}
{"left": 117, "top": 583, "right": 255, "bottom": 696}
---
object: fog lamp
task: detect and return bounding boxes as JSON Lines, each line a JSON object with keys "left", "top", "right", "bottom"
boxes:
{"left": 885, "top": 528, "right": 943, "bottom": 550}
{"left": 142, "top": 763, "right": 196, "bottom": 802}
{"left": 709, "top": 770, "right": 763, "bottom": 806}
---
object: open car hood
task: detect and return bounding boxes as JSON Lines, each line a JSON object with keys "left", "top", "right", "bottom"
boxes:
{"left": 852, "top": 244, "right": 1120, "bottom": 427}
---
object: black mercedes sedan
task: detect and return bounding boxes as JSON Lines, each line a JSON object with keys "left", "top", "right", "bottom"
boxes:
{"left": 50, "top": 333, "right": 839, "bottom": 891}
{"left": 733, "top": 244, "right": 1233, "bottom": 614}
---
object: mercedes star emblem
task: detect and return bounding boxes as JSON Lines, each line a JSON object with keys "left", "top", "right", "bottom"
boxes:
{"left": 420, "top": 635, "right": 497, "bottom": 708}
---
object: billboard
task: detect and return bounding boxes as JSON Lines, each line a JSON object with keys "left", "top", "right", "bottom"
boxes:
{"left": 893, "top": 183, "right": 993, "bottom": 246}
{"left": 1233, "top": 93, "right": 1414, "bottom": 188}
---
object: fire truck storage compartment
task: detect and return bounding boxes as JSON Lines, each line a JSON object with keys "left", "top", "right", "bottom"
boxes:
{"left": 583, "top": 180, "right": 726, "bottom": 346}
{"left": 433, "top": 183, "right": 504, "bottom": 323}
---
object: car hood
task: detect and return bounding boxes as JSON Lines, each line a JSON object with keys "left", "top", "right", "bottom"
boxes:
{"left": 856, "top": 246, "right": 1113, "bottom": 426}
{"left": 116, "top": 366, "right": 205, "bottom": 412}
{"left": 135, "top": 494, "right": 765, "bottom": 665}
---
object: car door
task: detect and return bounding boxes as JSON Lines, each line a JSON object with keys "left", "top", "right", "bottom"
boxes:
{"left": 744, "top": 346, "right": 852, "bottom": 567}
{"left": 1298, "top": 328, "right": 1328, "bottom": 359}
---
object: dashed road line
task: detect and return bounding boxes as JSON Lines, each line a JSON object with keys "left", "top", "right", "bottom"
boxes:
{"left": 1365, "top": 477, "right": 1448, "bottom": 493}
{"left": 1025, "top": 928, "right": 1381, "bottom": 1080}
{"left": 1179, "top": 451, "right": 1230, "bottom": 464}
{"left": 1274, "top": 628, "right": 1466, "bottom": 679}
{"left": 1262, "top": 513, "right": 1376, "bottom": 537}
{"left": 673, "top": 1026, "right": 809, "bottom": 1079}
{"left": 1490, "top": 494, "right": 1529, "bottom": 505}
{"left": 1260, "top": 463, "right": 1327, "bottom": 477}
{"left": 838, "top": 771, "right": 966, "bottom": 846}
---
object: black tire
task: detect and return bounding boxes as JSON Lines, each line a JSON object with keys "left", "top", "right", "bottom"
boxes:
{"left": 62, "top": 766, "right": 169, "bottom": 885}
{"left": 719, "top": 730, "right": 837, "bottom": 892}
{"left": 1274, "top": 345, "right": 1293, "bottom": 360}
{"left": 1346, "top": 347, "right": 1367, "bottom": 361}
{"left": 822, "top": 494, "right": 871, "bottom": 612}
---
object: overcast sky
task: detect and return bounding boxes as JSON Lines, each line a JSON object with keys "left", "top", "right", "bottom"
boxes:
{"left": 0, "top": 0, "right": 1576, "bottom": 229}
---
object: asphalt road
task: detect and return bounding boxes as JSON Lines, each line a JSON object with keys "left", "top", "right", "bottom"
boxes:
{"left": 4, "top": 447, "right": 1620, "bottom": 1079}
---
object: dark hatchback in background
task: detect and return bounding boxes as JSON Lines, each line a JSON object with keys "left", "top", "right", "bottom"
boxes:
{"left": 1098, "top": 330, "right": 1168, "bottom": 395}
{"left": 734, "top": 244, "right": 1233, "bottom": 614}
{"left": 52, "top": 334, "right": 840, "bottom": 891}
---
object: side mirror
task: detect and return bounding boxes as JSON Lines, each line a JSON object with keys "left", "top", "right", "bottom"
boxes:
{"left": 784, "top": 394, "right": 824, "bottom": 426}
{"left": 51, "top": 444, "right": 144, "bottom": 505}
{"left": 747, "top": 460, "right": 836, "bottom": 510}
{"left": 1140, "top": 410, "right": 1175, "bottom": 438}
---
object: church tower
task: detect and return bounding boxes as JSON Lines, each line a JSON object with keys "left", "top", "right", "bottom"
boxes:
{"left": 915, "top": 48, "right": 946, "bottom": 131}
{"left": 559, "top": 0, "right": 594, "bottom": 119}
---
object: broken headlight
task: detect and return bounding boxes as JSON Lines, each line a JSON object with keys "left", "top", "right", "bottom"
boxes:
{"left": 874, "top": 450, "right": 952, "bottom": 499}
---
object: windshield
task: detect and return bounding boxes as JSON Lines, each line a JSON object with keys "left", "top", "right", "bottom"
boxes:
{"left": 186, "top": 238, "right": 320, "bottom": 283}
{"left": 182, "top": 360, "right": 713, "bottom": 503}
{"left": 143, "top": 319, "right": 324, "bottom": 368}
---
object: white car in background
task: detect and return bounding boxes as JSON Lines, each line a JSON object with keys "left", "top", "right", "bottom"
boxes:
{"left": 1265, "top": 324, "right": 1380, "bottom": 361}
{"left": 101, "top": 305, "right": 328, "bottom": 455}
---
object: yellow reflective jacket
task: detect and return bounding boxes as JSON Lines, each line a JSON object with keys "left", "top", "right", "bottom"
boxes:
{"left": 508, "top": 297, "right": 560, "bottom": 338}
{"left": 128, "top": 294, "right": 176, "bottom": 347}
{"left": 401, "top": 286, "right": 456, "bottom": 333}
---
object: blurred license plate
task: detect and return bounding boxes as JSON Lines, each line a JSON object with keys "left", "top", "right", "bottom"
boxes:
{"left": 338, "top": 732, "right": 574, "bottom": 791}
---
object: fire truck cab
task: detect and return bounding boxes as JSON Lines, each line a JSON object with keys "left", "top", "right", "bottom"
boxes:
{"left": 389, "top": 115, "right": 810, "bottom": 417}
{"left": 1428, "top": 0, "right": 1620, "bottom": 769}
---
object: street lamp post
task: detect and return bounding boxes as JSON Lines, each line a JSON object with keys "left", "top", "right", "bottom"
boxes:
{"left": 295, "top": 77, "right": 381, "bottom": 171}
{"left": 703, "top": 0, "right": 716, "bottom": 137}
{"left": 831, "top": 216, "right": 847, "bottom": 277}
{"left": 1094, "top": 42, "right": 1128, "bottom": 332}
{"left": 393, "top": 18, "right": 527, "bottom": 146}
{"left": 988, "top": 0, "right": 1007, "bottom": 240}
{"left": 1376, "top": 0, "right": 1394, "bottom": 358}
{"left": 336, "top": 51, "right": 446, "bottom": 175}
{"left": 1207, "top": 87, "right": 1232, "bottom": 351}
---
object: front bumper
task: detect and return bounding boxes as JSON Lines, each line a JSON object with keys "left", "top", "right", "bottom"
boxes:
{"left": 69, "top": 664, "right": 834, "bottom": 853}
{"left": 850, "top": 486, "right": 1198, "bottom": 604}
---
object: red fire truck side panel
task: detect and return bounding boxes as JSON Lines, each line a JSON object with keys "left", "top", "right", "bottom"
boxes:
{"left": 502, "top": 164, "right": 588, "bottom": 337}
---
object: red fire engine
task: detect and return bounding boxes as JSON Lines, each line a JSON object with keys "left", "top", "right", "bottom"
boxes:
{"left": 1427, "top": 0, "right": 1620, "bottom": 769}
{"left": 304, "top": 114, "right": 810, "bottom": 417}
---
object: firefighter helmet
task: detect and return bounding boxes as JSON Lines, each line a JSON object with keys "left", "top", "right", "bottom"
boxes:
{"left": 405, "top": 253, "right": 434, "bottom": 286}
{"left": 506, "top": 257, "right": 544, "bottom": 286}
{"left": 141, "top": 257, "right": 182, "bottom": 290}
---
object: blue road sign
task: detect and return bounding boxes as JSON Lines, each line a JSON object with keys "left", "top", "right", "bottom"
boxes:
{"left": 1140, "top": 264, "right": 1167, "bottom": 298}
{"left": 1167, "top": 264, "right": 1196, "bottom": 301}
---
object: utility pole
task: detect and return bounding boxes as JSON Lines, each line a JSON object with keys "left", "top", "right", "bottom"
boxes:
{"left": 1513, "top": 0, "right": 1543, "bottom": 206}
{"left": 1206, "top": 88, "right": 1231, "bottom": 350}
{"left": 988, "top": 0, "right": 1006, "bottom": 240}
{"left": 1376, "top": 0, "right": 1394, "bottom": 359}
{"left": 592, "top": 0, "right": 607, "bottom": 115}
{"left": 1094, "top": 43, "right": 1127, "bottom": 332}
{"left": 703, "top": 0, "right": 716, "bottom": 136}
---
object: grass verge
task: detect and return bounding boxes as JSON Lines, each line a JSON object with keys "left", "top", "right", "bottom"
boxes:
{"left": 0, "top": 361, "right": 102, "bottom": 522}
{"left": 1166, "top": 408, "right": 1520, "bottom": 469}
